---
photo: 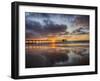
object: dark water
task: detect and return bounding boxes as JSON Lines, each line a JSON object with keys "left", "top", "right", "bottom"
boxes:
{"left": 25, "top": 45, "right": 89, "bottom": 68}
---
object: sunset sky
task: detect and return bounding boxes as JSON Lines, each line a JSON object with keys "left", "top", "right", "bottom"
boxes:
{"left": 25, "top": 12, "right": 89, "bottom": 38}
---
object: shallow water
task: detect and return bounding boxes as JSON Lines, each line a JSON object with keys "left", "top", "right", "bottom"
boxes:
{"left": 25, "top": 44, "right": 89, "bottom": 68}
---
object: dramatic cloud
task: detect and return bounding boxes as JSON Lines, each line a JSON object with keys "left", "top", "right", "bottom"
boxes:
{"left": 25, "top": 13, "right": 68, "bottom": 38}
{"left": 72, "top": 27, "right": 89, "bottom": 34}
{"left": 71, "top": 15, "right": 89, "bottom": 34}
{"left": 74, "top": 15, "right": 89, "bottom": 29}
{"left": 25, "top": 12, "right": 89, "bottom": 38}
{"left": 43, "top": 19, "right": 67, "bottom": 33}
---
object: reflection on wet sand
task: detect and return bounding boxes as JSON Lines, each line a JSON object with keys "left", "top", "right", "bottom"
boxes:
{"left": 25, "top": 45, "right": 89, "bottom": 68}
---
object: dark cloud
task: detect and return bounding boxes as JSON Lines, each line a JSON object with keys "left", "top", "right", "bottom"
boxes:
{"left": 72, "top": 27, "right": 89, "bottom": 34}
{"left": 71, "top": 15, "right": 89, "bottom": 34}
{"left": 25, "top": 12, "right": 89, "bottom": 38}
{"left": 26, "top": 21, "right": 43, "bottom": 32}
{"left": 74, "top": 15, "right": 89, "bottom": 28}
{"left": 26, "top": 19, "right": 67, "bottom": 38}
{"left": 44, "top": 23, "right": 67, "bottom": 33}
{"left": 43, "top": 19, "right": 54, "bottom": 25}
{"left": 43, "top": 19, "right": 67, "bottom": 33}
